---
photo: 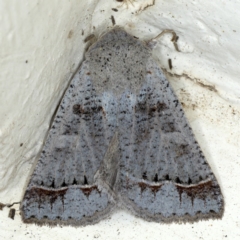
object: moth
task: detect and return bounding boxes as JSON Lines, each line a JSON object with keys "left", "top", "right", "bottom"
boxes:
{"left": 21, "top": 27, "right": 224, "bottom": 226}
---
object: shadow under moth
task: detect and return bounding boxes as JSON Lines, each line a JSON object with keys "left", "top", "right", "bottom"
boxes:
{"left": 21, "top": 27, "right": 224, "bottom": 226}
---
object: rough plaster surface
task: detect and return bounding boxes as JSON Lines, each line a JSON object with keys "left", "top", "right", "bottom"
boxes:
{"left": 0, "top": 0, "right": 240, "bottom": 239}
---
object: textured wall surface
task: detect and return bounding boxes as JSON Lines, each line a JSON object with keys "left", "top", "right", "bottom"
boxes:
{"left": 0, "top": 0, "right": 240, "bottom": 239}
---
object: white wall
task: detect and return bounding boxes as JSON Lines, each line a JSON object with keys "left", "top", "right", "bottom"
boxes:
{"left": 0, "top": 0, "right": 240, "bottom": 239}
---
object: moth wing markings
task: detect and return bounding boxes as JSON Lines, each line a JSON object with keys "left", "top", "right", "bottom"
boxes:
{"left": 21, "top": 62, "right": 118, "bottom": 225}
{"left": 118, "top": 59, "right": 223, "bottom": 222}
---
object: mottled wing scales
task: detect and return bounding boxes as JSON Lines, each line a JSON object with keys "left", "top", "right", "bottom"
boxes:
{"left": 118, "top": 57, "right": 223, "bottom": 221}
{"left": 21, "top": 62, "right": 118, "bottom": 225}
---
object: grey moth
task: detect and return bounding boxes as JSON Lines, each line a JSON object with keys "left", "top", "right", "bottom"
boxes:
{"left": 21, "top": 27, "right": 224, "bottom": 226}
